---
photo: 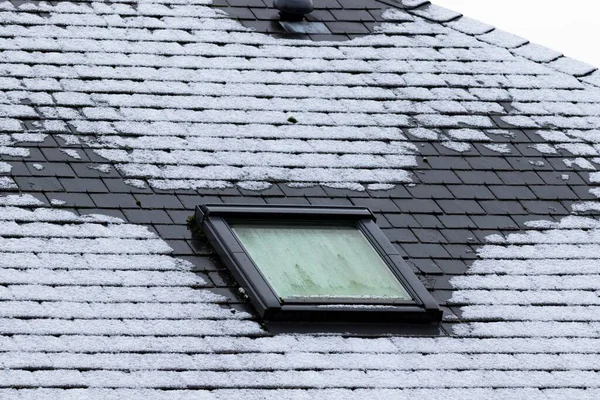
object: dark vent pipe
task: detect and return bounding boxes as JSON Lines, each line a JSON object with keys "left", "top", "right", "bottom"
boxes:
{"left": 274, "top": 0, "right": 314, "bottom": 21}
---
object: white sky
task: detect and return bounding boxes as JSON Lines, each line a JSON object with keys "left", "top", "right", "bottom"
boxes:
{"left": 433, "top": 0, "right": 600, "bottom": 68}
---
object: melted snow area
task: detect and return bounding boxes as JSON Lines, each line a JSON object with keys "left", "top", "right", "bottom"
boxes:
{"left": 1, "top": 0, "right": 600, "bottom": 398}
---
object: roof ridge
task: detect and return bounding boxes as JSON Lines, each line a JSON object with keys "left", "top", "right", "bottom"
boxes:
{"left": 380, "top": 0, "right": 600, "bottom": 90}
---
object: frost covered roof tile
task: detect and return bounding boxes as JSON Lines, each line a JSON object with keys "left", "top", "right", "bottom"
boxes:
{"left": 1, "top": 0, "right": 600, "bottom": 397}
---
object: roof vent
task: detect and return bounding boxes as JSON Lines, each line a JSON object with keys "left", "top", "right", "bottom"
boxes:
{"left": 274, "top": 0, "right": 314, "bottom": 21}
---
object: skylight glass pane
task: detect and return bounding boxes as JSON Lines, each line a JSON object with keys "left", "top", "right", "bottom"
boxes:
{"left": 231, "top": 224, "right": 412, "bottom": 302}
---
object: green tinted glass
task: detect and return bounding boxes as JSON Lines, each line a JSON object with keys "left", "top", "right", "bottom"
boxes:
{"left": 231, "top": 223, "right": 412, "bottom": 302}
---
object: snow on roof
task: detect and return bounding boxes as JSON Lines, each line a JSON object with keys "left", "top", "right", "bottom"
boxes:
{"left": 1, "top": 0, "right": 600, "bottom": 397}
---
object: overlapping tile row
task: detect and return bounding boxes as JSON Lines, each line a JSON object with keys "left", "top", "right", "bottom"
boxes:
{"left": 0, "top": 194, "right": 596, "bottom": 394}
{"left": 1, "top": 0, "right": 600, "bottom": 397}
{"left": 2, "top": 0, "right": 599, "bottom": 191}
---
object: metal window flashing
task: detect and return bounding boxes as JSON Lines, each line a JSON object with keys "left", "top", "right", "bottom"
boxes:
{"left": 196, "top": 204, "right": 443, "bottom": 327}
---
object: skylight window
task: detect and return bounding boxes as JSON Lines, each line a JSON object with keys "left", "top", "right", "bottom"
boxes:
{"left": 196, "top": 204, "right": 442, "bottom": 325}
{"left": 231, "top": 224, "right": 412, "bottom": 302}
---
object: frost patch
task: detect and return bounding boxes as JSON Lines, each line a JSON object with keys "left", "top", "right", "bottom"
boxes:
{"left": 557, "top": 143, "right": 598, "bottom": 156}
{"left": 0, "top": 194, "right": 44, "bottom": 206}
{"left": 589, "top": 172, "right": 600, "bottom": 183}
{"left": 11, "top": 133, "right": 46, "bottom": 143}
{"left": 323, "top": 182, "right": 366, "bottom": 191}
{"left": 572, "top": 202, "right": 600, "bottom": 213}
{"left": 286, "top": 182, "right": 316, "bottom": 188}
{"left": 0, "top": 207, "right": 124, "bottom": 224}
{"left": 565, "top": 158, "right": 596, "bottom": 170}
{"left": 483, "top": 143, "right": 511, "bottom": 154}
{"left": 0, "top": 147, "right": 29, "bottom": 157}
{"left": 237, "top": 181, "right": 272, "bottom": 191}
{"left": 529, "top": 160, "right": 545, "bottom": 167}
{"left": 381, "top": 8, "right": 415, "bottom": 22}
{"left": 533, "top": 144, "right": 558, "bottom": 154}
{"left": 0, "top": 177, "right": 17, "bottom": 189}
{"left": 367, "top": 183, "right": 396, "bottom": 191}
{"left": 89, "top": 164, "right": 112, "bottom": 173}
{"left": 408, "top": 128, "right": 438, "bottom": 140}
{"left": 149, "top": 179, "right": 232, "bottom": 190}
{"left": 0, "top": 203, "right": 258, "bottom": 344}
{"left": 441, "top": 141, "right": 471, "bottom": 152}
{"left": 537, "top": 131, "right": 577, "bottom": 142}
{"left": 488, "top": 130, "right": 516, "bottom": 139}
{"left": 0, "top": 162, "right": 12, "bottom": 173}
{"left": 60, "top": 149, "right": 82, "bottom": 160}
{"left": 124, "top": 179, "right": 147, "bottom": 189}
{"left": 447, "top": 129, "right": 490, "bottom": 141}
{"left": 94, "top": 132, "right": 419, "bottom": 190}
{"left": 450, "top": 167, "right": 600, "bottom": 335}
{"left": 57, "top": 134, "right": 80, "bottom": 145}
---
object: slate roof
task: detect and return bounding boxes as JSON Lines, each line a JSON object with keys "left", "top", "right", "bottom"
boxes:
{"left": 2, "top": 0, "right": 600, "bottom": 398}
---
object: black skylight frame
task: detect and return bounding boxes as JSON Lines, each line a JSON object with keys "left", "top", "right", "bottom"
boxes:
{"left": 196, "top": 204, "right": 442, "bottom": 324}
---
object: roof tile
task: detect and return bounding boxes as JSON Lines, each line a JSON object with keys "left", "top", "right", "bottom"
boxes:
{"left": 549, "top": 56, "right": 598, "bottom": 77}
{"left": 477, "top": 29, "right": 529, "bottom": 48}
{"left": 511, "top": 42, "right": 563, "bottom": 63}
{"left": 409, "top": 3, "right": 461, "bottom": 23}
{"left": 445, "top": 16, "right": 494, "bottom": 35}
